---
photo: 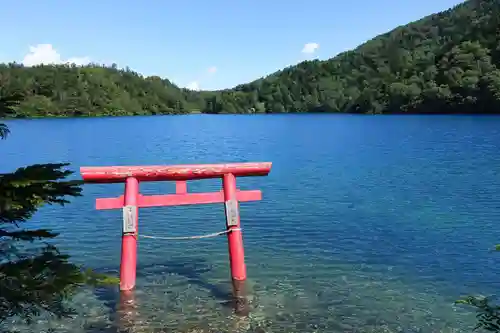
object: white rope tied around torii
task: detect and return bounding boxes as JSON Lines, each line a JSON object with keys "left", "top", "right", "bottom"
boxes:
{"left": 139, "top": 228, "right": 242, "bottom": 241}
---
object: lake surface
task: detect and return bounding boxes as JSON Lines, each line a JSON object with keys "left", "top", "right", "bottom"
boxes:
{"left": 2, "top": 114, "right": 500, "bottom": 333}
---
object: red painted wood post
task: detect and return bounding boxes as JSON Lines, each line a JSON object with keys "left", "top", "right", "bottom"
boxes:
{"left": 80, "top": 162, "right": 273, "bottom": 306}
{"left": 120, "top": 177, "right": 139, "bottom": 291}
{"left": 223, "top": 173, "right": 248, "bottom": 314}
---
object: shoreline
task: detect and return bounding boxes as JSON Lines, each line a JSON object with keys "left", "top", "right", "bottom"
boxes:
{"left": 2, "top": 111, "right": 500, "bottom": 121}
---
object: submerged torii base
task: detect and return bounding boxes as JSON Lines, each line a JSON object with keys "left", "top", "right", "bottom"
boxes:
{"left": 80, "top": 162, "right": 272, "bottom": 315}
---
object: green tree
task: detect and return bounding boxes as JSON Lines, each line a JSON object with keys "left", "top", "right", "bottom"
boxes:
{"left": 0, "top": 97, "right": 117, "bottom": 330}
{"left": 456, "top": 296, "right": 500, "bottom": 332}
{"left": 1, "top": 1, "right": 500, "bottom": 117}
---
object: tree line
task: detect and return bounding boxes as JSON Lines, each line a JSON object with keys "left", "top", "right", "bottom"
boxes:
{"left": 1, "top": 0, "right": 499, "bottom": 118}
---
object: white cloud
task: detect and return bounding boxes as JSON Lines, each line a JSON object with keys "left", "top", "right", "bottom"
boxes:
{"left": 66, "top": 56, "right": 91, "bottom": 66}
{"left": 186, "top": 81, "right": 200, "bottom": 91}
{"left": 184, "top": 66, "right": 217, "bottom": 90}
{"left": 301, "top": 42, "right": 320, "bottom": 54}
{"left": 22, "top": 44, "right": 90, "bottom": 66}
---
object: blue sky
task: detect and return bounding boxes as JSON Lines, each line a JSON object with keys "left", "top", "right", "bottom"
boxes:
{"left": 0, "top": 0, "right": 464, "bottom": 90}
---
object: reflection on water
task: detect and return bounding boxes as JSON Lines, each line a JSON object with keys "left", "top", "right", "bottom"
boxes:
{"left": 3, "top": 253, "right": 479, "bottom": 333}
{"left": 2, "top": 115, "right": 500, "bottom": 332}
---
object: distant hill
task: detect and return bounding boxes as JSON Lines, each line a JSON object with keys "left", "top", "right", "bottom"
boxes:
{"left": 1, "top": 0, "right": 499, "bottom": 117}
{"left": 214, "top": 0, "right": 500, "bottom": 114}
{"left": 0, "top": 64, "right": 204, "bottom": 117}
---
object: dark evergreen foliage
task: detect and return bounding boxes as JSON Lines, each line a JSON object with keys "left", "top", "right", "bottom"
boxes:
{"left": 0, "top": 104, "right": 117, "bottom": 330}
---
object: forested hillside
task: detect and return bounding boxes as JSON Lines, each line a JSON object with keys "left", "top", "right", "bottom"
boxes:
{"left": 0, "top": 64, "right": 204, "bottom": 117}
{"left": 216, "top": 0, "right": 500, "bottom": 114}
{"left": 0, "top": 0, "right": 499, "bottom": 117}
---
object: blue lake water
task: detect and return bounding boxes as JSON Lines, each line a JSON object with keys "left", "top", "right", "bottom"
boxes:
{"left": 2, "top": 114, "right": 500, "bottom": 332}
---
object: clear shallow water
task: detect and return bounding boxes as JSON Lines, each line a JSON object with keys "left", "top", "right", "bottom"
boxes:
{"left": 2, "top": 114, "right": 500, "bottom": 332}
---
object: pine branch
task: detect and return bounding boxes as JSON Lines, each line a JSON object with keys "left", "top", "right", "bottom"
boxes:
{"left": 0, "top": 163, "right": 83, "bottom": 224}
{"left": 456, "top": 296, "right": 500, "bottom": 331}
{"left": 0, "top": 245, "right": 82, "bottom": 324}
{"left": 0, "top": 126, "right": 119, "bottom": 327}
{"left": 0, "top": 229, "right": 59, "bottom": 241}
{"left": 0, "top": 123, "right": 9, "bottom": 140}
{"left": 0, "top": 243, "right": 119, "bottom": 325}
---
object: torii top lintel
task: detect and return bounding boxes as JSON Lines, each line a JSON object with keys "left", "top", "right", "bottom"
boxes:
{"left": 80, "top": 162, "right": 272, "bottom": 183}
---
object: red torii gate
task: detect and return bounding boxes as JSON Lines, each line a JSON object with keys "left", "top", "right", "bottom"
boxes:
{"left": 80, "top": 162, "right": 272, "bottom": 312}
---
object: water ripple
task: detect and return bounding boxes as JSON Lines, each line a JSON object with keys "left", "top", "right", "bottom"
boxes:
{"left": 2, "top": 114, "right": 500, "bottom": 332}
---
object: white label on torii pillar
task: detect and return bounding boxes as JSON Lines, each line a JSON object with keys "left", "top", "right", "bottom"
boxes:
{"left": 123, "top": 205, "right": 137, "bottom": 233}
{"left": 225, "top": 199, "right": 239, "bottom": 227}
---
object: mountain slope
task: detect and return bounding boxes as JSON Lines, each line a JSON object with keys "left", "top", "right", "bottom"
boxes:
{"left": 1, "top": 0, "right": 499, "bottom": 117}
{"left": 0, "top": 64, "right": 204, "bottom": 117}
{"left": 207, "top": 0, "right": 500, "bottom": 114}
